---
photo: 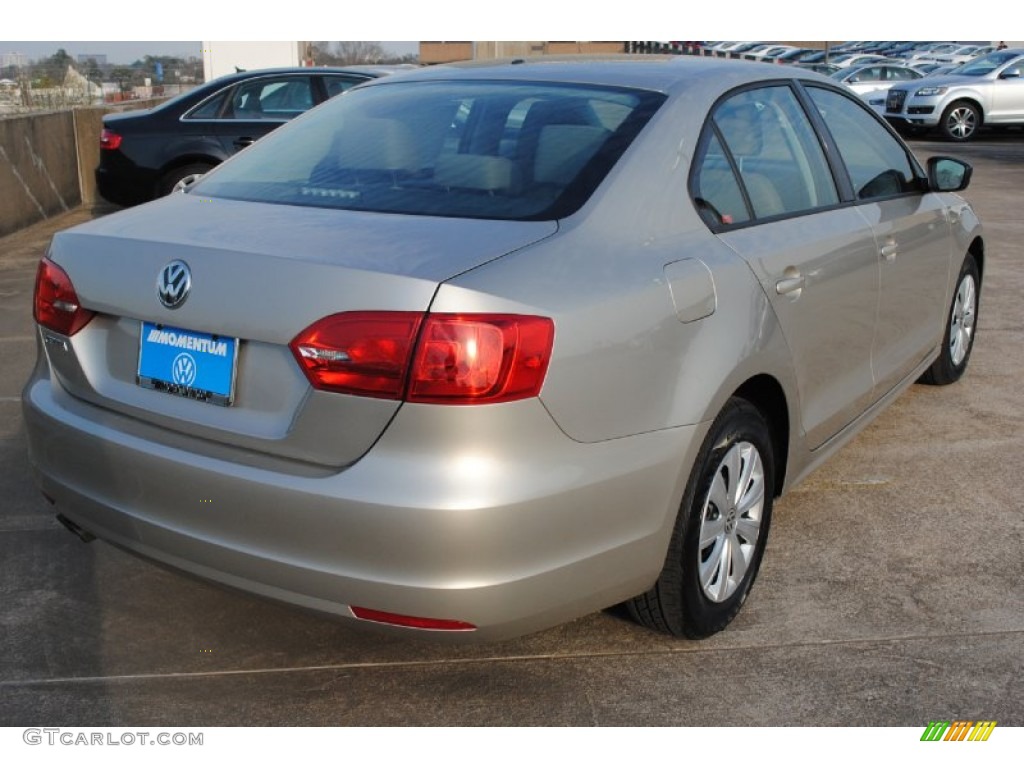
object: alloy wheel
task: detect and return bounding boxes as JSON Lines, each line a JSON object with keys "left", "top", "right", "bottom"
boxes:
{"left": 946, "top": 106, "right": 977, "bottom": 140}
{"left": 950, "top": 273, "right": 977, "bottom": 367}
{"left": 172, "top": 173, "right": 205, "bottom": 193}
{"left": 697, "top": 441, "right": 765, "bottom": 603}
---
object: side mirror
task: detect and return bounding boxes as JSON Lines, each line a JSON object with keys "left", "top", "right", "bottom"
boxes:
{"left": 999, "top": 70, "right": 1021, "bottom": 79}
{"left": 927, "top": 156, "right": 972, "bottom": 192}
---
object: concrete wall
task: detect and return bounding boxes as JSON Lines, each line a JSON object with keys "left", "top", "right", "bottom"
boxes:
{"left": 72, "top": 106, "right": 106, "bottom": 207}
{"left": 0, "top": 111, "right": 80, "bottom": 238}
{"left": 0, "top": 99, "right": 167, "bottom": 238}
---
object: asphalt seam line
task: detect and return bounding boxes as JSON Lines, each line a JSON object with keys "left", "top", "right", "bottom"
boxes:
{"left": 1, "top": 628, "right": 1021, "bottom": 687}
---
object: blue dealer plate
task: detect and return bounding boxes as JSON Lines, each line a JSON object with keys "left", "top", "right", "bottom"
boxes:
{"left": 138, "top": 322, "right": 239, "bottom": 406}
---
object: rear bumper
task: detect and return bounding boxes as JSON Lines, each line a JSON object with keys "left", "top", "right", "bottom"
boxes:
{"left": 23, "top": 366, "right": 703, "bottom": 641}
{"left": 95, "top": 160, "right": 158, "bottom": 207}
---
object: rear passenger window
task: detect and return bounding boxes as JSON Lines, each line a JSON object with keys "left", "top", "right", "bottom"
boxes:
{"left": 806, "top": 86, "right": 917, "bottom": 200}
{"left": 693, "top": 134, "right": 751, "bottom": 226}
{"left": 186, "top": 90, "right": 228, "bottom": 119}
{"left": 693, "top": 85, "right": 838, "bottom": 226}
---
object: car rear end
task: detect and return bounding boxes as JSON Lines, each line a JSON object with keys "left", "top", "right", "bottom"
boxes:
{"left": 24, "top": 73, "right": 691, "bottom": 640}
{"left": 95, "top": 109, "right": 166, "bottom": 206}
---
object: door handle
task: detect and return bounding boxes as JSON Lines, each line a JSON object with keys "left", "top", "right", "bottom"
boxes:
{"left": 233, "top": 137, "right": 255, "bottom": 149}
{"left": 775, "top": 274, "right": 805, "bottom": 297}
{"left": 880, "top": 241, "right": 898, "bottom": 261}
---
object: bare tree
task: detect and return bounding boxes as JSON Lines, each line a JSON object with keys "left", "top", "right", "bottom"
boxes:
{"left": 334, "top": 42, "right": 386, "bottom": 65}
{"left": 310, "top": 42, "right": 416, "bottom": 66}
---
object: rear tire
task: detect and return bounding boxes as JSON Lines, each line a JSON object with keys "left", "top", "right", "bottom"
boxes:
{"left": 627, "top": 397, "right": 775, "bottom": 638}
{"left": 920, "top": 253, "right": 979, "bottom": 385}
{"left": 158, "top": 162, "right": 214, "bottom": 197}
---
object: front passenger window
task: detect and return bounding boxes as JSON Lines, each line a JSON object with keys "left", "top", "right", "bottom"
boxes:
{"left": 806, "top": 86, "right": 918, "bottom": 200}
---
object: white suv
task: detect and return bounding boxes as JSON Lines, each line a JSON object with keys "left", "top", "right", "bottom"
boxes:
{"left": 884, "top": 49, "right": 1024, "bottom": 140}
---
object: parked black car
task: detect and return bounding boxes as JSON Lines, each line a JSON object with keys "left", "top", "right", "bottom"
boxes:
{"left": 96, "top": 66, "right": 398, "bottom": 206}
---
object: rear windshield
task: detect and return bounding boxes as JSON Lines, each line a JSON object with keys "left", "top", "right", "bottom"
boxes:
{"left": 193, "top": 80, "right": 665, "bottom": 221}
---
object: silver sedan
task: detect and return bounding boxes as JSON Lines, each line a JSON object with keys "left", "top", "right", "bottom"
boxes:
{"left": 24, "top": 58, "right": 983, "bottom": 641}
{"left": 829, "top": 62, "right": 926, "bottom": 114}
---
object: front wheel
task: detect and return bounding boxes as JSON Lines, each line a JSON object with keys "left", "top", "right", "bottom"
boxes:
{"left": 627, "top": 397, "right": 775, "bottom": 638}
{"left": 920, "top": 253, "right": 980, "bottom": 385}
{"left": 940, "top": 101, "right": 981, "bottom": 142}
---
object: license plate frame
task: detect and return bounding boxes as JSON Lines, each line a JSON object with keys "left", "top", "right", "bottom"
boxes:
{"left": 137, "top": 322, "right": 239, "bottom": 406}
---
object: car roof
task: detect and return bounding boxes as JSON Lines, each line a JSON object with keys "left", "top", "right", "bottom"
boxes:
{"left": 359, "top": 55, "right": 832, "bottom": 96}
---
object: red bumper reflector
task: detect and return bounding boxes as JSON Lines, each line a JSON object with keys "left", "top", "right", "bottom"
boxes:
{"left": 350, "top": 606, "right": 477, "bottom": 631}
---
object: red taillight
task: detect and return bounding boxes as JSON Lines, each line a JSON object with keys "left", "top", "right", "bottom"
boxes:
{"left": 99, "top": 128, "right": 122, "bottom": 150}
{"left": 409, "top": 315, "right": 554, "bottom": 404}
{"left": 350, "top": 606, "right": 476, "bottom": 631}
{"left": 289, "top": 312, "right": 554, "bottom": 404}
{"left": 33, "top": 257, "right": 95, "bottom": 336}
{"left": 289, "top": 312, "right": 423, "bottom": 399}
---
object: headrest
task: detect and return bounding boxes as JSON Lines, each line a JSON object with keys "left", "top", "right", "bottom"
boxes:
{"left": 333, "top": 118, "right": 419, "bottom": 172}
{"left": 434, "top": 154, "right": 517, "bottom": 191}
{"left": 534, "top": 125, "right": 609, "bottom": 185}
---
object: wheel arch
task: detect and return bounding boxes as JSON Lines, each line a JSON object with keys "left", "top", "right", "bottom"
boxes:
{"left": 969, "top": 236, "right": 984, "bottom": 284}
{"left": 157, "top": 154, "right": 222, "bottom": 180}
{"left": 944, "top": 96, "right": 985, "bottom": 125}
{"left": 732, "top": 374, "right": 790, "bottom": 499}
{"left": 154, "top": 155, "right": 222, "bottom": 197}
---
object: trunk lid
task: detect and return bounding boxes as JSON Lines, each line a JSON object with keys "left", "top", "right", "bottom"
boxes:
{"left": 45, "top": 194, "right": 556, "bottom": 468}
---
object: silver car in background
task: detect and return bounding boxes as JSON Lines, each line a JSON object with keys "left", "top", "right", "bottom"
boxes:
{"left": 24, "top": 58, "right": 983, "bottom": 641}
{"left": 829, "top": 62, "right": 925, "bottom": 114}
{"left": 885, "top": 48, "right": 1024, "bottom": 140}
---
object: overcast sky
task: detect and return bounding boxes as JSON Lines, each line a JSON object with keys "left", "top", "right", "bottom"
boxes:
{"left": 0, "top": 41, "right": 419, "bottom": 63}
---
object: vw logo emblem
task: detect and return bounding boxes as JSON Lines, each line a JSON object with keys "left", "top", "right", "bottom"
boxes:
{"left": 171, "top": 353, "right": 197, "bottom": 387}
{"left": 157, "top": 260, "right": 191, "bottom": 309}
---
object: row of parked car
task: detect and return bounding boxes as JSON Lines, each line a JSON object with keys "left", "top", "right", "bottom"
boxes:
{"left": 702, "top": 41, "right": 1024, "bottom": 142}
{"left": 702, "top": 40, "right": 997, "bottom": 65}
